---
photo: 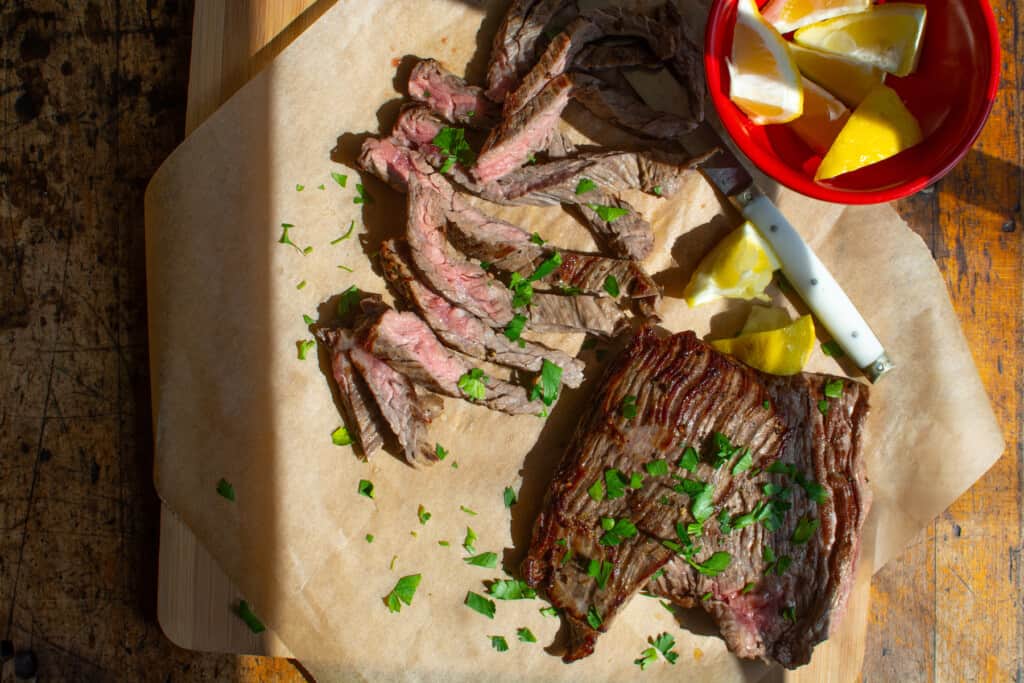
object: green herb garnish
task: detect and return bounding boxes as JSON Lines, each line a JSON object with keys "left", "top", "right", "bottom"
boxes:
{"left": 435, "top": 443, "right": 448, "bottom": 461}
{"left": 331, "top": 171, "right": 348, "bottom": 188}
{"left": 742, "top": 582, "right": 756, "bottom": 594}
{"left": 529, "top": 232, "right": 546, "bottom": 245}
{"left": 460, "top": 505, "right": 478, "bottom": 516}
{"left": 366, "top": 534, "right": 375, "bottom": 543}
{"left": 216, "top": 478, "right": 235, "bottom": 501}
{"left": 384, "top": 574, "right": 421, "bottom": 613}
{"left": 824, "top": 379, "right": 844, "bottom": 398}
{"left": 297, "top": 339, "right": 315, "bottom": 360}
{"left": 503, "top": 486, "right": 518, "bottom": 508}
{"left": 621, "top": 395, "right": 638, "bottom": 419}
{"left": 432, "top": 126, "right": 475, "bottom": 173}
{"left": 465, "top": 591, "right": 496, "bottom": 618}
{"left": 417, "top": 504, "right": 431, "bottom": 525}
{"left": 575, "top": 178, "right": 597, "bottom": 195}
{"left": 603, "top": 275, "right": 620, "bottom": 297}
{"left": 645, "top": 459, "right": 669, "bottom": 476}
{"left": 530, "top": 359, "right": 562, "bottom": 408}
{"left": 818, "top": 399, "right": 830, "bottom": 415}
{"left": 331, "top": 426, "right": 352, "bottom": 446}
{"left": 508, "top": 273, "right": 534, "bottom": 309}
{"left": 587, "top": 559, "right": 614, "bottom": 589}
{"left": 331, "top": 220, "right": 356, "bottom": 244}
{"left": 302, "top": 314, "right": 315, "bottom": 325}
{"left": 604, "top": 469, "right": 630, "bottom": 500}
{"left": 488, "top": 579, "right": 537, "bottom": 600}
{"left": 792, "top": 516, "right": 820, "bottom": 544}
{"left": 652, "top": 185, "right": 663, "bottom": 196}
{"left": 463, "top": 527, "right": 477, "bottom": 553}
{"left": 689, "top": 551, "right": 732, "bottom": 577}
{"left": 731, "top": 449, "right": 753, "bottom": 475}
{"left": 465, "top": 552, "right": 498, "bottom": 568}
{"left": 678, "top": 446, "right": 698, "bottom": 471}
{"left": 821, "top": 340, "right": 845, "bottom": 358}
{"left": 599, "top": 517, "right": 638, "bottom": 546}
{"left": 458, "top": 368, "right": 488, "bottom": 400}
{"left": 353, "top": 183, "right": 373, "bottom": 204}
{"left": 517, "top": 627, "right": 537, "bottom": 643}
{"left": 336, "top": 285, "right": 361, "bottom": 317}
{"left": 587, "top": 203, "right": 630, "bottom": 222}
{"left": 296, "top": 184, "right": 305, "bottom": 191}
{"left": 587, "top": 478, "right": 605, "bottom": 502}
{"left": 529, "top": 251, "right": 563, "bottom": 282}
{"left": 357, "top": 479, "right": 374, "bottom": 498}
{"left": 540, "top": 606, "right": 559, "bottom": 617}
{"left": 296, "top": 280, "right": 307, "bottom": 290}
{"left": 278, "top": 223, "right": 304, "bottom": 254}
{"left": 489, "top": 635, "right": 509, "bottom": 652}
{"left": 586, "top": 605, "right": 602, "bottom": 629}
{"left": 234, "top": 600, "right": 265, "bottom": 633}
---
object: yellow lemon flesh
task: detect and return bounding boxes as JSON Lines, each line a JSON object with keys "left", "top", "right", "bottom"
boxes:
{"left": 729, "top": 0, "right": 804, "bottom": 124}
{"left": 684, "top": 222, "right": 781, "bottom": 307}
{"left": 741, "top": 305, "right": 793, "bottom": 335}
{"left": 711, "top": 314, "right": 816, "bottom": 376}
{"left": 788, "top": 77, "right": 850, "bottom": 155}
{"left": 789, "top": 43, "right": 886, "bottom": 108}
{"left": 761, "top": 0, "right": 870, "bottom": 34}
{"left": 815, "top": 84, "right": 922, "bottom": 181}
{"left": 793, "top": 3, "right": 927, "bottom": 77}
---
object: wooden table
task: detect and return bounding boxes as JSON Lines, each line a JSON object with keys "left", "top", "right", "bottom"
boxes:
{"left": 1, "top": 1, "right": 1020, "bottom": 681}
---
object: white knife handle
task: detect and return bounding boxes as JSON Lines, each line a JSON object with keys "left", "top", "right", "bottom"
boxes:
{"left": 738, "top": 191, "right": 893, "bottom": 381}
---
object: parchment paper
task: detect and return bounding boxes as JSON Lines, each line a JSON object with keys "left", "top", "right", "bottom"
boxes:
{"left": 144, "top": 1, "right": 1004, "bottom": 681}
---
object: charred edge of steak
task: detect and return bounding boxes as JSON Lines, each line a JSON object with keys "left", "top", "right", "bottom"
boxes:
{"left": 570, "top": 71, "right": 699, "bottom": 139}
{"left": 486, "top": 0, "right": 571, "bottom": 102}
{"left": 408, "top": 58, "right": 499, "bottom": 129}
{"left": 316, "top": 328, "right": 386, "bottom": 458}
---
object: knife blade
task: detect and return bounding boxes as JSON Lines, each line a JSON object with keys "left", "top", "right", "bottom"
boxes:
{"left": 693, "top": 141, "right": 894, "bottom": 383}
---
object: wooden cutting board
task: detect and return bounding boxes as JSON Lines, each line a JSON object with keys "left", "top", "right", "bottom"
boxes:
{"left": 155, "top": 2, "right": 873, "bottom": 678}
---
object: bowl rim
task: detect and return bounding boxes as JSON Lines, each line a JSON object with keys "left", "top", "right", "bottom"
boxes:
{"left": 703, "top": 0, "right": 1002, "bottom": 205}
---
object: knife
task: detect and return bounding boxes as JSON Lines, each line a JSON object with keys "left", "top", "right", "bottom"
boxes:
{"left": 692, "top": 140, "right": 894, "bottom": 383}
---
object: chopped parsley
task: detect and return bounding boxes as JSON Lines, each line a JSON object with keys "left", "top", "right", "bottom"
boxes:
{"left": 678, "top": 446, "right": 698, "bottom": 471}
{"left": 599, "top": 517, "right": 638, "bottom": 546}
{"left": 432, "top": 126, "right": 475, "bottom": 173}
{"left": 366, "top": 534, "right": 374, "bottom": 543}
{"left": 742, "top": 582, "right": 756, "bottom": 594}
{"left": 508, "top": 273, "right": 534, "bottom": 308}
{"left": 539, "top": 606, "right": 559, "bottom": 617}
{"left": 529, "top": 251, "right": 563, "bottom": 282}
{"left": 465, "top": 591, "right": 496, "bottom": 619}
{"left": 645, "top": 459, "right": 669, "bottom": 476}
{"left": 489, "top": 635, "right": 509, "bottom": 652}
{"left": 297, "top": 339, "right": 315, "bottom": 360}
{"left": 717, "top": 509, "right": 732, "bottom": 534}
{"left": 460, "top": 505, "right": 478, "bottom": 516}
{"left": 517, "top": 627, "right": 537, "bottom": 643}
{"left": 487, "top": 579, "right": 536, "bottom": 600}
{"left": 587, "top": 478, "right": 605, "bottom": 501}
{"left": 465, "top": 552, "right": 498, "bottom": 568}
{"left": 331, "top": 220, "right": 356, "bottom": 244}
{"left": 763, "top": 399, "right": 771, "bottom": 410}
{"left": 530, "top": 359, "right": 562, "bottom": 408}
{"left": 782, "top": 605, "right": 797, "bottom": 623}
{"left": 792, "top": 516, "right": 820, "bottom": 544}
{"left": 731, "top": 449, "right": 753, "bottom": 475}
{"left": 463, "top": 527, "right": 477, "bottom": 553}
{"left": 438, "top": 540, "right": 449, "bottom": 547}
{"left": 353, "top": 183, "right": 373, "bottom": 204}
{"left": 317, "top": 184, "right": 325, "bottom": 190}
{"left": 674, "top": 479, "right": 714, "bottom": 523}
{"left": 587, "top": 203, "right": 630, "bottom": 222}
{"left": 587, "top": 558, "right": 614, "bottom": 589}
{"left": 336, "top": 285, "right": 361, "bottom": 317}
{"left": 604, "top": 468, "right": 630, "bottom": 499}
{"left": 278, "top": 223, "right": 306, "bottom": 254}
{"left": 824, "top": 379, "right": 844, "bottom": 398}
{"left": 234, "top": 600, "right": 266, "bottom": 633}
{"left": 417, "top": 504, "right": 431, "bottom": 525}
{"left": 296, "top": 184, "right": 304, "bottom": 191}
{"left": 384, "top": 574, "right": 421, "bottom": 613}
{"left": 575, "top": 178, "right": 597, "bottom": 195}
{"left": 330, "top": 171, "right": 348, "bottom": 188}
{"left": 712, "top": 432, "right": 746, "bottom": 469}
{"left": 767, "top": 461, "right": 798, "bottom": 477}
{"left": 689, "top": 551, "right": 732, "bottom": 577}
{"left": 821, "top": 340, "right": 845, "bottom": 358}
{"left": 296, "top": 280, "right": 307, "bottom": 290}
{"left": 503, "top": 486, "right": 518, "bottom": 508}
{"left": 559, "top": 284, "right": 581, "bottom": 295}
{"left": 529, "top": 232, "right": 546, "bottom": 245}
{"left": 216, "top": 478, "right": 235, "bottom": 501}
{"left": 502, "top": 315, "right": 528, "bottom": 345}
{"left": 357, "top": 480, "right": 375, "bottom": 498}
{"left": 620, "top": 395, "right": 638, "bottom": 419}
{"left": 818, "top": 399, "right": 830, "bottom": 415}
{"left": 586, "top": 605, "right": 603, "bottom": 629}
{"left": 796, "top": 473, "right": 828, "bottom": 504}
{"left": 630, "top": 472, "right": 644, "bottom": 489}
{"left": 458, "top": 368, "right": 488, "bottom": 400}
{"left": 652, "top": 185, "right": 664, "bottom": 196}
{"left": 435, "top": 443, "right": 448, "bottom": 461}
{"left": 302, "top": 314, "right": 315, "bottom": 325}
{"left": 603, "top": 275, "right": 620, "bottom": 297}
{"left": 635, "top": 647, "right": 659, "bottom": 670}
{"left": 331, "top": 426, "right": 352, "bottom": 446}
{"left": 650, "top": 568, "right": 665, "bottom": 582}
{"left": 775, "top": 555, "right": 793, "bottom": 575}
{"left": 701, "top": 591, "right": 713, "bottom": 601}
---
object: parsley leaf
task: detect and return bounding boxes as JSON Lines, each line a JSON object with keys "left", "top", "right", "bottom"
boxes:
{"left": 742, "top": 582, "right": 756, "bottom": 594}
{"left": 463, "top": 527, "right": 477, "bottom": 553}
{"left": 824, "top": 379, "right": 844, "bottom": 398}
{"left": 818, "top": 399, "right": 830, "bottom": 415}
{"left": 331, "top": 220, "right": 355, "bottom": 244}
{"left": 278, "top": 223, "right": 305, "bottom": 253}
{"left": 384, "top": 574, "right": 421, "bottom": 613}
{"left": 529, "top": 232, "right": 546, "bottom": 245}
{"left": 767, "top": 461, "right": 798, "bottom": 477}
{"left": 821, "top": 340, "right": 845, "bottom": 358}
{"left": 432, "top": 126, "right": 476, "bottom": 172}
{"left": 603, "top": 275, "right": 620, "bottom": 297}
{"left": 678, "top": 446, "right": 698, "bottom": 471}
{"left": 689, "top": 482, "right": 715, "bottom": 523}
{"left": 540, "top": 606, "right": 559, "bottom": 617}
{"left": 465, "top": 552, "right": 498, "bottom": 568}
{"left": 517, "top": 627, "right": 537, "bottom": 643}
{"left": 458, "top": 368, "right": 488, "bottom": 400}
{"left": 528, "top": 251, "right": 563, "bottom": 282}
{"left": 635, "top": 647, "right": 659, "bottom": 670}
{"left": 587, "top": 203, "right": 630, "bottom": 222}
{"left": 586, "top": 605, "right": 603, "bottom": 629}
{"left": 530, "top": 359, "right": 562, "bottom": 407}
{"left": 435, "top": 443, "right": 448, "bottom": 461}
{"left": 587, "top": 478, "right": 606, "bottom": 502}
{"left": 417, "top": 504, "right": 431, "bottom": 525}
{"left": 336, "top": 285, "right": 361, "bottom": 317}
{"left": 503, "top": 314, "right": 527, "bottom": 343}
{"left": 465, "top": 591, "right": 496, "bottom": 619}
{"left": 353, "top": 183, "right": 373, "bottom": 204}
{"left": 645, "top": 459, "right": 669, "bottom": 476}
{"left": 775, "top": 555, "right": 793, "bottom": 575}
{"left": 630, "top": 472, "right": 644, "bottom": 489}
{"left": 652, "top": 185, "right": 663, "bottom": 196}
{"left": 599, "top": 517, "right": 638, "bottom": 546}
{"left": 331, "top": 426, "right": 352, "bottom": 446}
{"left": 587, "top": 558, "right": 614, "bottom": 589}
{"left": 366, "top": 534, "right": 375, "bottom": 543}
{"left": 575, "top": 178, "right": 597, "bottom": 195}
{"left": 489, "top": 635, "right": 509, "bottom": 652}
{"left": 621, "top": 395, "right": 638, "bottom": 419}
{"left": 508, "top": 273, "right": 534, "bottom": 308}
{"left": 731, "top": 449, "right": 753, "bottom": 475}
{"left": 235, "top": 600, "right": 265, "bottom": 633}
{"left": 216, "top": 478, "right": 235, "bottom": 501}
{"left": 604, "top": 469, "right": 630, "bottom": 499}
{"left": 651, "top": 568, "right": 665, "bottom": 581}
{"left": 302, "top": 314, "right": 315, "bottom": 326}
{"left": 331, "top": 171, "right": 348, "bottom": 188}
{"left": 782, "top": 605, "right": 797, "bottom": 623}
{"left": 296, "top": 184, "right": 305, "bottom": 191}
{"left": 357, "top": 479, "right": 374, "bottom": 498}
{"left": 503, "top": 486, "right": 517, "bottom": 508}
{"left": 792, "top": 516, "right": 820, "bottom": 544}
{"left": 796, "top": 473, "right": 828, "bottom": 504}
{"left": 488, "top": 579, "right": 537, "bottom": 600}
{"left": 652, "top": 632, "right": 679, "bottom": 664}
{"left": 688, "top": 551, "right": 732, "bottom": 577}
{"left": 460, "top": 505, "right": 478, "bottom": 516}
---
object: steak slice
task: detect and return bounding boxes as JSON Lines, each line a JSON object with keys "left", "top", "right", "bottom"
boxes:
{"left": 317, "top": 328, "right": 386, "bottom": 458}
{"left": 474, "top": 74, "right": 574, "bottom": 184}
{"left": 406, "top": 171, "right": 514, "bottom": 326}
{"left": 575, "top": 194, "right": 653, "bottom": 261}
{"left": 575, "top": 40, "right": 661, "bottom": 71}
{"left": 358, "top": 305, "right": 549, "bottom": 416}
{"left": 522, "top": 328, "right": 870, "bottom": 667}
{"left": 486, "top": 0, "right": 569, "bottom": 102}
{"left": 407, "top": 58, "right": 499, "bottom": 128}
{"left": 379, "top": 239, "right": 585, "bottom": 388}
{"left": 526, "top": 292, "right": 626, "bottom": 337}
{"left": 570, "top": 71, "right": 699, "bottom": 139}
{"left": 347, "top": 345, "right": 443, "bottom": 468}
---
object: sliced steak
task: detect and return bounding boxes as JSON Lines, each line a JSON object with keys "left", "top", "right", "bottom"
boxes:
{"left": 522, "top": 328, "right": 870, "bottom": 667}
{"left": 407, "top": 58, "right": 499, "bottom": 128}
{"left": 317, "top": 328, "right": 386, "bottom": 458}
{"left": 575, "top": 40, "right": 661, "bottom": 71}
{"left": 474, "top": 74, "right": 574, "bottom": 184}
{"left": 570, "top": 71, "right": 699, "bottom": 138}
{"left": 379, "top": 239, "right": 585, "bottom": 388}
{"left": 526, "top": 292, "right": 627, "bottom": 337}
{"left": 486, "top": 0, "right": 569, "bottom": 102}
{"left": 406, "top": 171, "right": 514, "bottom": 326}
{"left": 347, "top": 345, "right": 443, "bottom": 467}
{"left": 358, "top": 305, "right": 549, "bottom": 416}
{"left": 575, "top": 194, "right": 653, "bottom": 261}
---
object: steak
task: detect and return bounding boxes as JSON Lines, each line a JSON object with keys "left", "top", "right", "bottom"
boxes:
{"left": 406, "top": 171, "right": 514, "bottom": 326}
{"left": 379, "top": 239, "right": 585, "bottom": 388}
{"left": 318, "top": 328, "right": 386, "bottom": 458}
{"left": 526, "top": 292, "right": 627, "bottom": 337}
{"left": 575, "top": 40, "right": 661, "bottom": 71}
{"left": 347, "top": 344, "right": 444, "bottom": 468}
{"left": 570, "top": 72, "right": 699, "bottom": 139}
{"left": 575, "top": 194, "right": 653, "bottom": 261}
{"left": 407, "top": 58, "right": 499, "bottom": 128}
{"left": 486, "top": 0, "right": 569, "bottom": 102}
{"left": 358, "top": 304, "right": 550, "bottom": 416}
{"left": 522, "top": 328, "right": 870, "bottom": 668}
{"left": 474, "top": 74, "right": 574, "bottom": 184}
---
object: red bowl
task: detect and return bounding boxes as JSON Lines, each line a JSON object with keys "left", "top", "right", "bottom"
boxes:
{"left": 705, "top": 0, "right": 1001, "bottom": 204}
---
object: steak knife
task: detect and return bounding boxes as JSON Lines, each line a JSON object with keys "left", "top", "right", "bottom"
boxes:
{"left": 692, "top": 140, "right": 894, "bottom": 383}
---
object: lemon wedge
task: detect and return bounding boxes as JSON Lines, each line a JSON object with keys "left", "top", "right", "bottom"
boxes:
{"left": 684, "top": 222, "right": 781, "bottom": 307}
{"left": 789, "top": 43, "right": 885, "bottom": 108}
{"left": 711, "top": 314, "right": 816, "bottom": 376}
{"left": 788, "top": 77, "right": 850, "bottom": 155}
{"left": 741, "top": 306, "right": 793, "bottom": 335}
{"left": 729, "top": 0, "right": 804, "bottom": 124}
{"left": 761, "top": 0, "right": 870, "bottom": 34}
{"left": 793, "top": 3, "right": 927, "bottom": 77}
{"left": 815, "top": 84, "right": 922, "bottom": 181}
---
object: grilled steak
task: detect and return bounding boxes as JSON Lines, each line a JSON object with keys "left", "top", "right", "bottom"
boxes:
{"left": 575, "top": 40, "right": 661, "bottom": 71}
{"left": 406, "top": 171, "right": 514, "bottom": 326}
{"left": 318, "top": 328, "right": 386, "bottom": 458}
{"left": 526, "top": 292, "right": 627, "bottom": 337}
{"left": 486, "top": 0, "right": 569, "bottom": 102}
{"left": 570, "top": 71, "right": 699, "bottom": 139}
{"left": 358, "top": 304, "right": 550, "bottom": 416}
{"left": 474, "top": 74, "right": 574, "bottom": 184}
{"left": 522, "top": 328, "right": 870, "bottom": 667}
{"left": 347, "top": 345, "right": 443, "bottom": 467}
{"left": 379, "top": 239, "right": 585, "bottom": 388}
{"left": 407, "top": 58, "right": 499, "bottom": 128}
{"left": 574, "top": 194, "right": 653, "bottom": 261}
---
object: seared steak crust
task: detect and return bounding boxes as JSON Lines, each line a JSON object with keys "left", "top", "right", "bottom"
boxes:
{"left": 486, "top": 0, "right": 569, "bottom": 102}
{"left": 408, "top": 58, "right": 499, "bottom": 128}
{"left": 523, "top": 328, "right": 870, "bottom": 667}
{"left": 318, "top": 328, "right": 386, "bottom": 458}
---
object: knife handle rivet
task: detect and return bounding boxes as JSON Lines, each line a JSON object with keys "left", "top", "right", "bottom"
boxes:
{"left": 769, "top": 224, "right": 778, "bottom": 232}
{"left": 810, "top": 278, "right": 818, "bottom": 286}
{"left": 851, "top": 331, "right": 860, "bottom": 339}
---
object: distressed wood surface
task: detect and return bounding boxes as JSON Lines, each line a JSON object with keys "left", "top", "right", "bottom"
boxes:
{"left": 1, "top": 2, "right": 1020, "bottom": 683}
